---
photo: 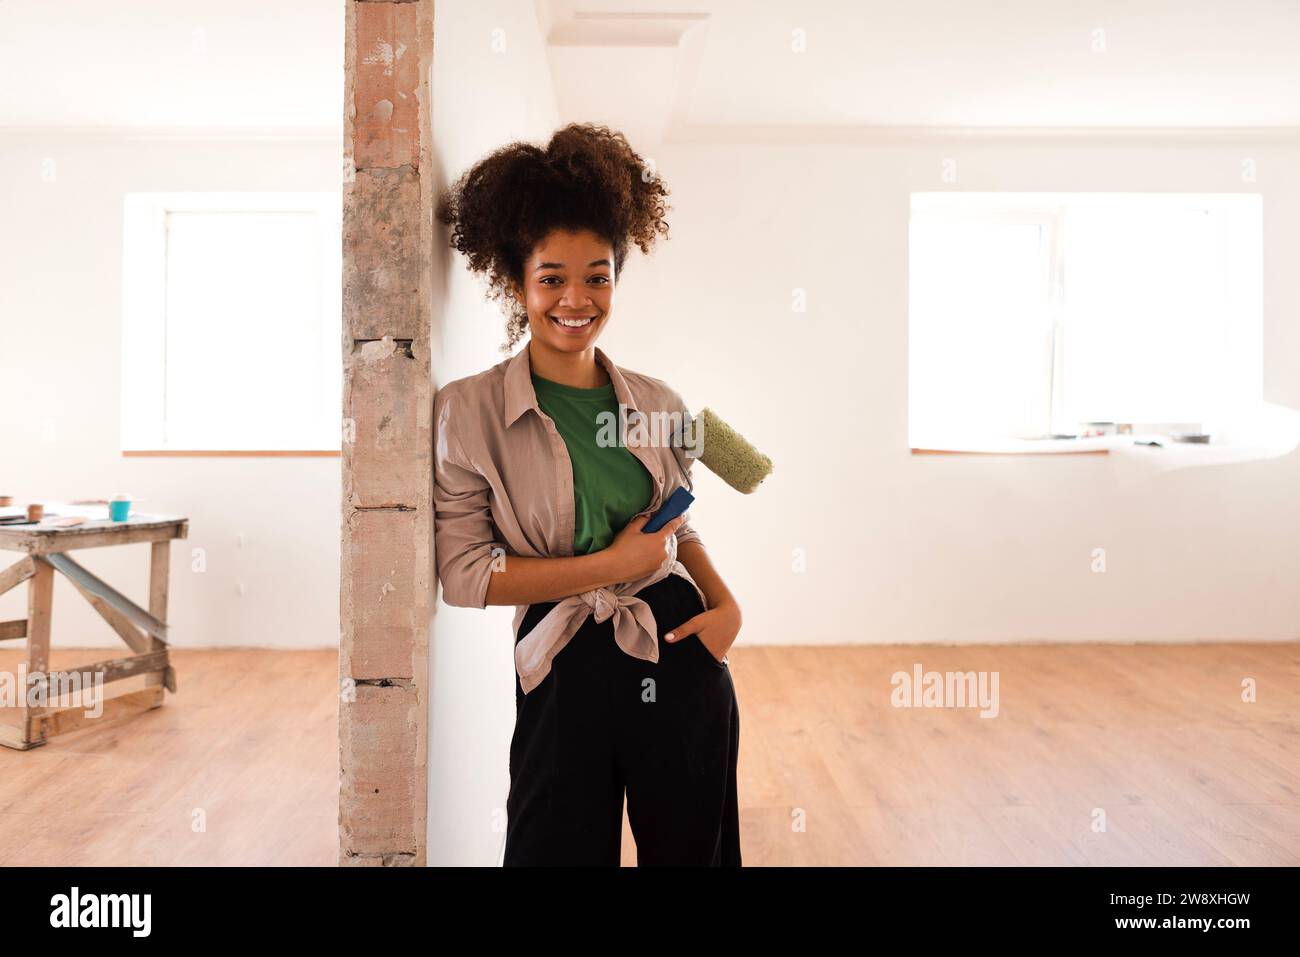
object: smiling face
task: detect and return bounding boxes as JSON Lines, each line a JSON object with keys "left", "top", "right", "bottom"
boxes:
{"left": 514, "top": 228, "right": 615, "bottom": 356}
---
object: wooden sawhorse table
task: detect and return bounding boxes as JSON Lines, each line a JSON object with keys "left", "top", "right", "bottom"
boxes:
{"left": 0, "top": 513, "right": 186, "bottom": 750}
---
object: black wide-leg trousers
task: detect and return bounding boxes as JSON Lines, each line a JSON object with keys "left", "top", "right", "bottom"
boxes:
{"left": 504, "top": 572, "right": 742, "bottom": 866}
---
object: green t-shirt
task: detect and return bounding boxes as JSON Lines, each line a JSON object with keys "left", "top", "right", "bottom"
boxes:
{"left": 531, "top": 372, "right": 655, "bottom": 555}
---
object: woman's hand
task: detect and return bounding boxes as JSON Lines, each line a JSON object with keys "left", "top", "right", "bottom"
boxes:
{"left": 606, "top": 512, "right": 686, "bottom": 581}
{"left": 665, "top": 599, "right": 742, "bottom": 664}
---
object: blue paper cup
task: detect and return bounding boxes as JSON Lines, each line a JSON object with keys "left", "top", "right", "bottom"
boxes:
{"left": 109, "top": 499, "right": 132, "bottom": 522}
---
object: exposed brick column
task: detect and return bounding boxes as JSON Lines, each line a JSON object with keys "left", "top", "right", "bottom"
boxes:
{"left": 340, "top": 0, "right": 433, "bottom": 867}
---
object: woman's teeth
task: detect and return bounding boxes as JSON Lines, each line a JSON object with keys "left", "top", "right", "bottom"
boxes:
{"left": 552, "top": 315, "right": 594, "bottom": 328}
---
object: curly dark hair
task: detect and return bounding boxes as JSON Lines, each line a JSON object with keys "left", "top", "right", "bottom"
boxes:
{"left": 436, "top": 123, "right": 671, "bottom": 353}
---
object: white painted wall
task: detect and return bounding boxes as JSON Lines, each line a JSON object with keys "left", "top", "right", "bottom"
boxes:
{"left": 0, "top": 132, "right": 343, "bottom": 651}
{"left": 426, "top": 0, "right": 559, "bottom": 868}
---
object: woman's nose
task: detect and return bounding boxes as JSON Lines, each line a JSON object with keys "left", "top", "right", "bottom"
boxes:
{"left": 558, "top": 287, "right": 591, "bottom": 306}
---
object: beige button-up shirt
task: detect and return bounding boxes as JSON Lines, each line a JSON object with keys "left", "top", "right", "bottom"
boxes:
{"left": 433, "top": 344, "right": 709, "bottom": 694}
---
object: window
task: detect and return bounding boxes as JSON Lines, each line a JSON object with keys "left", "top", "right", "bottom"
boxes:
{"left": 908, "top": 192, "right": 1263, "bottom": 450}
{"left": 122, "top": 192, "right": 342, "bottom": 452}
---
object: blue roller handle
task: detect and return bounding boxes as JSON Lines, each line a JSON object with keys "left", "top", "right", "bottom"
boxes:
{"left": 642, "top": 485, "right": 695, "bottom": 533}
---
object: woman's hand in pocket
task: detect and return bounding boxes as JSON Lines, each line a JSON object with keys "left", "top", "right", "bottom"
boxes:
{"left": 664, "top": 600, "right": 742, "bottom": 663}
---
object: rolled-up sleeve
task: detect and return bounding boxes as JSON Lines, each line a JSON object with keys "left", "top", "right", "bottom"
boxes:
{"left": 433, "top": 388, "right": 499, "bottom": 609}
{"left": 668, "top": 387, "right": 706, "bottom": 552}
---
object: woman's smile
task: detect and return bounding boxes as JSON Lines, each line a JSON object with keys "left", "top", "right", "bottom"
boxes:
{"left": 549, "top": 312, "right": 598, "bottom": 334}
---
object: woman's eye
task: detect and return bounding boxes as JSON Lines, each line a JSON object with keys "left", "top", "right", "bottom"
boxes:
{"left": 538, "top": 274, "right": 609, "bottom": 285}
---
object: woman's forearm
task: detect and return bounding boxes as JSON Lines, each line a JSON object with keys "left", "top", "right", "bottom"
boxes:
{"left": 483, "top": 550, "right": 630, "bottom": 606}
{"left": 676, "top": 540, "right": 739, "bottom": 616}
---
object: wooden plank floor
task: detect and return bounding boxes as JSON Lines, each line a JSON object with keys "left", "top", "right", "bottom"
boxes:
{"left": 687, "top": 642, "right": 1300, "bottom": 866}
{"left": 2, "top": 643, "right": 1297, "bottom": 866}
{"left": 0, "top": 648, "right": 338, "bottom": 866}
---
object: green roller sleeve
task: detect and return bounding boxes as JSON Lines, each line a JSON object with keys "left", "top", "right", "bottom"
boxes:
{"left": 686, "top": 407, "right": 773, "bottom": 494}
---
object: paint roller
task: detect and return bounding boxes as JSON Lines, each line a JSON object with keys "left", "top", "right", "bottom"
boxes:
{"left": 642, "top": 407, "right": 773, "bottom": 532}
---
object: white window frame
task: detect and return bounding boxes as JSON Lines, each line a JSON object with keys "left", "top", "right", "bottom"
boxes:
{"left": 121, "top": 191, "right": 342, "bottom": 453}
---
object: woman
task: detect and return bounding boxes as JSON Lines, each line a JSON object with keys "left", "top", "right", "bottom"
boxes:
{"left": 432, "top": 123, "right": 743, "bottom": 866}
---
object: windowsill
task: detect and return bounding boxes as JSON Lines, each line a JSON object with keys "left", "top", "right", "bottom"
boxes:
{"left": 912, "top": 438, "right": 1112, "bottom": 455}
{"left": 911, "top": 433, "right": 1296, "bottom": 459}
{"left": 122, "top": 450, "right": 341, "bottom": 457}
{"left": 913, "top": 434, "right": 1140, "bottom": 454}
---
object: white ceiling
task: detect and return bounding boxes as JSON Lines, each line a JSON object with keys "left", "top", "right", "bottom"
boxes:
{"left": 2, "top": 0, "right": 1298, "bottom": 133}
{"left": 542, "top": 0, "right": 1300, "bottom": 139}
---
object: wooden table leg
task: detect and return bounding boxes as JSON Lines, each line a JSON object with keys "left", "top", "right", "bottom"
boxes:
{"left": 23, "top": 558, "right": 54, "bottom": 748}
{"left": 148, "top": 540, "right": 176, "bottom": 696}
